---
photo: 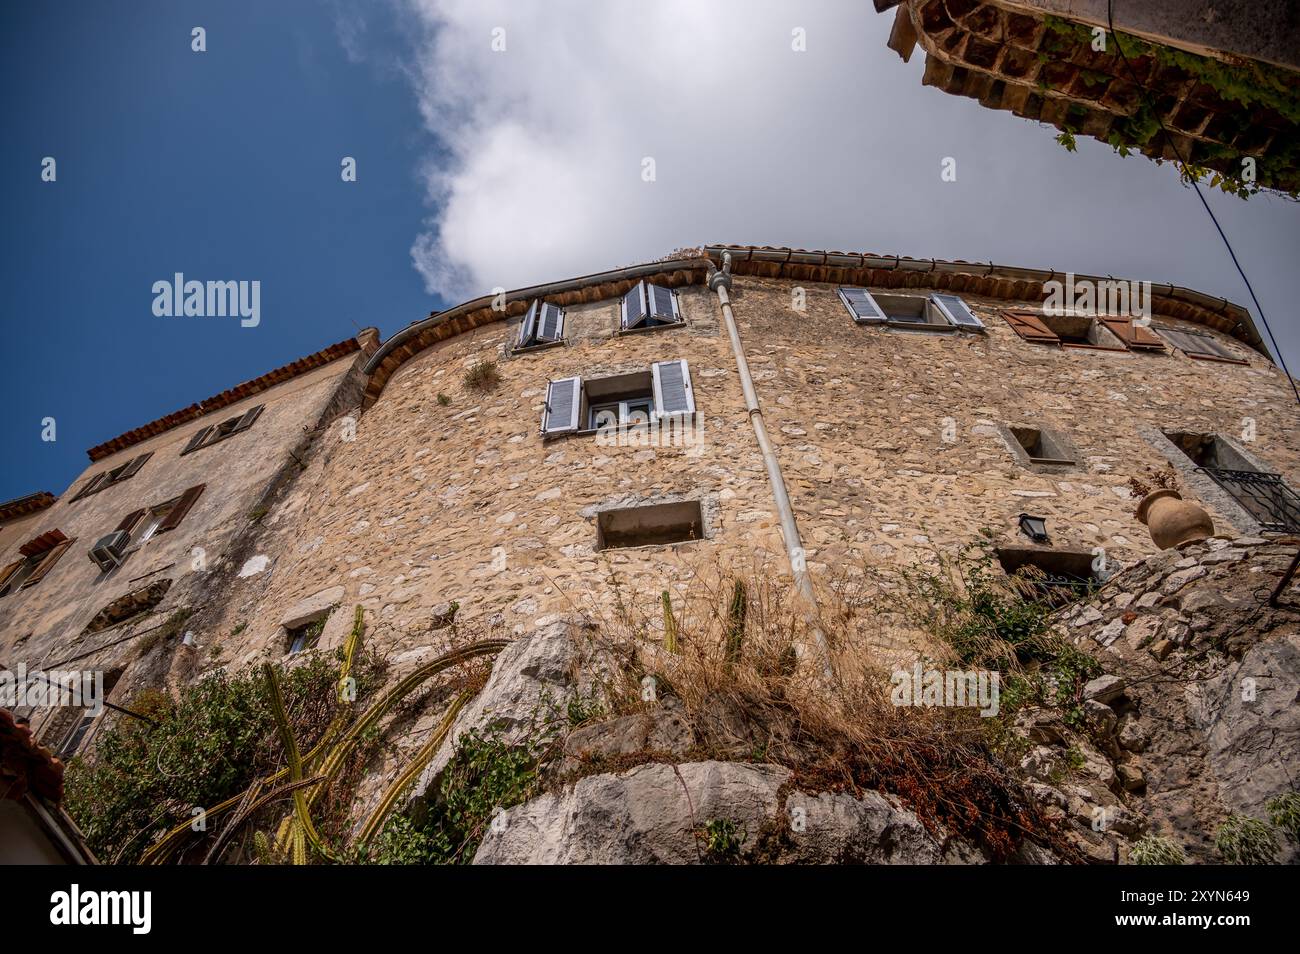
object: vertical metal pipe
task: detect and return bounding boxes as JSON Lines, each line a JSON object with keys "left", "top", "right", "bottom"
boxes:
{"left": 708, "top": 259, "right": 833, "bottom": 676}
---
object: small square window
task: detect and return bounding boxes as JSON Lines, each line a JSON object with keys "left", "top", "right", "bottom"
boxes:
{"left": 1010, "top": 426, "right": 1075, "bottom": 466}
{"left": 995, "top": 547, "right": 1100, "bottom": 607}
{"left": 1038, "top": 313, "right": 1123, "bottom": 349}
{"left": 287, "top": 615, "right": 327, "bottom": 654}
{"left": 596, "top": 500, "right": 704, "bottom": 550}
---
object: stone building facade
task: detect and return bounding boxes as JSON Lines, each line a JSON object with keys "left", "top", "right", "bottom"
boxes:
{"left": 2, "top": 245, "right": 1297, "bottom": 774}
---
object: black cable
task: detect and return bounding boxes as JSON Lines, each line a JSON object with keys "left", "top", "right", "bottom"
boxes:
{"left": 1106, "top": 0, "right": 1300, "bottom": 408}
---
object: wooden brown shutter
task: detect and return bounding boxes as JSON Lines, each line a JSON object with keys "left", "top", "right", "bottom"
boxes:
{"left": 0, "top": 559, "right": 23, "bottom": 590}
{"left": 181, "top": 426, "right": 213, "bottom": 455}
{"left": 115, "top": 509, "right": 146, "bottom": 533}
{"left": 1002, "top": 311, "right": 1060, "bottom": 344}
{"left": 118, "top": 451, "right": 154, "bottom": 479}
{"left": 21, "top": 538, "right": 74, "bottom": 589}
{"left": 232, "top": 404, "right": 265, "bottom": 433}
{"left": 157, "top": 485, "right": 205, "bottom": 533}
{"left": 72, "top": 472, "right": 106, "bottom": 501}
{"left": 1101, "top": 317, "right": 1166, "bottom": 351}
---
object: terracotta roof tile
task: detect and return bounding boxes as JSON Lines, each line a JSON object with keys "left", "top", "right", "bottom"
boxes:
{"left": 86, "top": 337, "right": 362, "bottom": 462}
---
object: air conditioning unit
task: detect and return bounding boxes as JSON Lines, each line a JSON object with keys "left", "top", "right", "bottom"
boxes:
{"left": 89, "top": 531, "right": 130, "bottom": 572}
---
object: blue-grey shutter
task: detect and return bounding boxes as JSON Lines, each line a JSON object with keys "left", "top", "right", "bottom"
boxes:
{"left": 930, "top": 294, "right": 984, "bottom": 330}
{"left": 838, "top": 287, "right": 885, "bottom": 324}
{"left": 119, "top": 451, "right": 153, "bottom": 479}
{"left": 233, "top": 404, "right": 265, "bottom": 433}
{"left": 72, "top": 472, "right": 107, "bottom": 501}
{"left": 647, "top": 283, "right": 678, "bottom": 322}
{"left": 542, "top": 377, "right": 582, "bottom": 436}
{"left": 538, "top": 302, "right": 564, "bottom": 342}
{"left": 621, "top": 282, "right": 647, "bottom": 330}
{"left": 652, "top": 360, "right": 695, "bottom": 418}
{"left": 181, "top": 425, "right": 214, "bottom": 455}
{"left": 517, "top": 300, "right": 539, "bottom": 349}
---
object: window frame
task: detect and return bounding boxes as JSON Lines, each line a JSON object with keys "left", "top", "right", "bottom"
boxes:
{"left": 838, "top": 288, "right": 985, "bottom": 333}
{"left": 1153, "top": 325, "right": 1249, "bottom": 365}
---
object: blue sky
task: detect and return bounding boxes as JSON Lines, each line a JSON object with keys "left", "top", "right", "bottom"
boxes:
{"left": 3, "top": 0, "right": 1298, "bottom": 503}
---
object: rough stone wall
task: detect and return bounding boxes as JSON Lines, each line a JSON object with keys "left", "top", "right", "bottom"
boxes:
{"left": 162, "top": 273, "right": 1299, "bottom": 681}
{"left": 1057, "top": 535, "right": 1300, "bottom": 863}
{"left": 0, "top": 351, "right": 369, "bottom": 746}
{"left": 725, "top": 276, "right": 1299, "bottom": 660}
{"left": 190, "top": 284, "right": 787, "bottom": 678}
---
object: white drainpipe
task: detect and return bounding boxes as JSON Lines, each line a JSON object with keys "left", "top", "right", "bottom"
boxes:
{"left": 708, "top": 253, "right": 833, "bottom": 676}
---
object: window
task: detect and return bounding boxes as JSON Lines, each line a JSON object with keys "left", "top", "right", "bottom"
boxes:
{"left": 1009, "top": 425, "right": 1075, "bottom": 466}
{"left": 597, "top": 500, "right": 704, "bottom": 549}
{"left": 82, "top": 579, "right": 173, "bottom": 635}
{"left": 71, "top": 452, "right": 153, "bottom": 501}
{"left": 93, "top": 485, "right": 206, "bottom": 573}
{"left": 1006, "top": 311, "right": 1125, "bottom": 349}
{"left": 43, "top": 669, "right": 122, "bottom": 759}
{"left": 1163, "top": 431, "right": 1300, "bottom": 531}
{"left": 838, "top": 288, "right": 985, "bottom": 332}
{"left": 1001, "top": 311, "right": 1164, "bottom": 352}
{"left": 1155, "top": 326, "right": 1247, "bottom": 364}
{"left": 180, "top": 405, "right": 264, "bottom": 455}
{"left": 995, "top": 547, "right": 1100, "bottom": 607}
{"left": 515, "top": 300, "right": 565, "bottom": 352}
{"left": 0, "top": 531, "right": 74, "bottom": 597}
{"left": 620, "top": 281, "right": 682, "bottom": 332}
{"left": 287, "top": 614, "right": 328, "bottom": 654}
{"left": 542, "top": 361, "right": 695, "bottom": 438}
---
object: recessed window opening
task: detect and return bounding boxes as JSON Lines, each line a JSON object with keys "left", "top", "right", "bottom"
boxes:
{"left": 82, "top": 579, "right": 173, "bottom": 636}
{"left": 1011, "top": 426, "right": 1074, "bottom": 465}
{"left": 287, "top": 614, "right": 328, "bottom": 655}
{"left": 597, "top": 500, "right": 704, "bottom": 550}
{"left": 995, "top": 547, "right": 1099, "bottom": 607}
{"left": 0, "top": 556, "right": 41, "bottom": 597}
{"left": 1163, "top": 431, "right": 1254, "bottom": 471}
{"left": 1039, "top": 313, "right": 1121, "bottom": 348}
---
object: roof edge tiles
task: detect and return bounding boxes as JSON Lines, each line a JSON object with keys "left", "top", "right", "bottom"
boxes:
{"left": 360, "top": 245, "right": 1267, "bottom": 408}
{"left": 85, "top": 337, "right": 364, "bottom": 462}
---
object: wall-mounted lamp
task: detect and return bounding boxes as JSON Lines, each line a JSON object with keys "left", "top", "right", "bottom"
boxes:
{"left": 1018, "top": 513, "right": 1050, "bottom": 544}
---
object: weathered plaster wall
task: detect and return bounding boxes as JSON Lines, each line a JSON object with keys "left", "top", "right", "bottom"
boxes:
{"left": 0, "top": 350, "right": 368, "bottom": 746}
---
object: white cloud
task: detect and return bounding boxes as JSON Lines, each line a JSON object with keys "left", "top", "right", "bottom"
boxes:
{"left": 395, "top": 0, "right": 1300, "bottom": 368}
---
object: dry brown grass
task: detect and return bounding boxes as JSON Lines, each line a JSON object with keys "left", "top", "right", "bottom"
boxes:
{"left": 575, "top": 556, "right": 1079, "bottom": 862}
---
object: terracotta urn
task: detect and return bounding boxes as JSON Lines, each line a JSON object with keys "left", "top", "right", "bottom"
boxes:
{"left": 1137, "top": 489, "right": 1214, "bottom": 550}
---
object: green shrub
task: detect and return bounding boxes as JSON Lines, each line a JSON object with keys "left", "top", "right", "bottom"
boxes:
{"left": 696, "top": 818, "right": 745, "bottom": 864}
{"left": 1266, "top": 791, "right": 1300, "bottom": 844}
{"left": 366, "top": 727, "right": 550, "bottom": 865}
{"left": 64, "top": 650, "right": 381, "bottom": 864}
{"left": 1130, "top": 835, "right": 1185, "bottom": 865}
{"left": 1214, "top": 813, "right": 1279, "bottom": 864}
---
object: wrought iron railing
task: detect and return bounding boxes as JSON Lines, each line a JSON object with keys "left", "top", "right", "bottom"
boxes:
{"left": 1199, "top": 468, "right": 1300, "bottom": 533}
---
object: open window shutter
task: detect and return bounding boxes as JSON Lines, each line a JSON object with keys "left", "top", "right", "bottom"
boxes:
{"left": 541, "top": 378, "right": 582, "bottom": 436}
{"left": 119, "top": 451, "right": 153, "bottom": 479}
{"left": 181, "top": 426, "right": 213, "bottom": 455}
{"left": 646, "top": 284, "right": 678, "bottom": 322}
{"left": 115, "top": 509, "right": 146, "bottom": 534}
{"left": 72, "top": 472, "right": 106, "bottom": 501}
{"left": 652, "top": 360, "right": 695, "bottom": 418}
{"left": 21, "top": 538, "right": 74, "bottom": 589}
{"left": 40, "top": 704, "right": 82, "bottom": 752}
{"left": 1100, "top": 317, "right": 1165, "bottom": 351}
{"left": 158, "top": 485, "right": 205, "bottom": 533}
{"left": 537, "top": 303, "right": 564, "bottom": 342}
{"left": 1002, "top": 310, "right": 1060, "bottom": 343}
{"left": 621, "top": 282, "right": 647, "bottom": 330}
{"left": 232, "top": 404, "right": 265, "bottom": 433}
{"left": 839, "top": 287, "right": 886, "bottom": 324}
{"left": 930, "top": 294, "right": 985, "bottom": 330}
{"left": 517, "top": 300, "right": 539, "bottom": 349}
{"left": 0, "top": 559, "right": 23, "bottom": 590}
